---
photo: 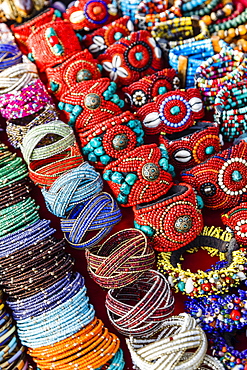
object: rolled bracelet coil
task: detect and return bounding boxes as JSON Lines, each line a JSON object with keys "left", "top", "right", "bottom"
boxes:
{"left": 0, "top": 44, "right": 22, "bottom": 71}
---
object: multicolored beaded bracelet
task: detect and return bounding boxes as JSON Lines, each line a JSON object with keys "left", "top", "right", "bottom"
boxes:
{"left": 116, "top": 0, "right": 139, "bottom": 21}
{"left": 105, "top": 270, "right": 174, "bottom": 337}
{"left": 123, "top": 68, "right": 179, "bottom": 111}
{"left": 103, "top": 143, "right": 174, "bottom": 207}
{"left": 137, "top": 88, "right": 204, "bottom": 135}
{"left": 133, "top": 183, "right": 203, "bottom": 252}
{"left": 79, "top": 111, "right": 144, "bottom": 168}
{"left": 0, "top": 43, "right": 22, "bottom": 71}
{"left": 185, "top": 289, "right": 247, "bottom": 333}
{"left": 181, "top": 139, "right": 247, "bottom": 210}
{"left": 85, "top": 229, "right": 155, "bottom": 289}
{"left": 157, "top": 225, "right": 247, "bottom": 297}
{"left": 183, "top": 0, "right": 220, "bottom": 18}
{"left": 159, "top": 121, "right": 222, "bottom": 172}
{"left": 209, "top": 6, "right": 247, "bottom": 33}
{"left": 222, "top": 202, "right": 247, "bottom": 246}
{"left": 201, "top": 0, "right": 234, "bottom": 26}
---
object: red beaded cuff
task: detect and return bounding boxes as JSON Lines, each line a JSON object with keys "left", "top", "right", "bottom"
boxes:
{"left": 159, "top": 121, "right": 222, "bottom": 171}
{"left": 123, "top": 68, "right": 180, "bottom": 112}
{"left": 98, "top": 30, "right": 164, "bottom": 86}
{"left": 46, "top": 50, "right": 102, "bottom": 100}
{"left": 181, "top": 140, "right": 247, "bottom": 210}
{"left": 133, "top": 183, "right": 204, "bottom": 252}
{"left": 26, "top": 20, "right": 82, "bottom": 72}
{"left": 82, "top": 16, "right": 134, "bottom": 56}
{"left": 65, "top": 0, "right": 118, "bottom": 31}
{"left": 137, "top": 88, "right": 204, "bottom": 135}
{"left": 103, "top": 143, "right": 174, "bottom": 207}
{"left": 79, "top": 111, "right": 145, "bottom": 168}
{"left": 222, "top": 203, "right": 247, "bottom": 245}
{"left": 58, "top": 78, "right": 123, "bottom": 129}
{"left": 11, "top": 8, "right": 62, "bottom": 55}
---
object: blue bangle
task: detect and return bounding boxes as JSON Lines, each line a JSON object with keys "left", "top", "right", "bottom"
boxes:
{"left": 0, "top": 44, "right": 22, "bottom": 71}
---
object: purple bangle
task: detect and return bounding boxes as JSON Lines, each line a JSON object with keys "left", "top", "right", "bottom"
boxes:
{"left": 0, "top": 79, "right": 53, "bottom": 120}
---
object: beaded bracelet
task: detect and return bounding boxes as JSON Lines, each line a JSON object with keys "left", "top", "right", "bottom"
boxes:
{"left": 0, "top": 178, "right": 31, "bottom": 210}
{"left": 79, "top": 111, "right": 144, "bottom": 168}
{"left": 42, "top": 162, "right": 103, "bottom": 218}
{"left": 103, "top": 143, "right": 174, "bottom": 207}
{"left": 185, "top": 289, "right": 247, "bottom": 333}
{"left": 85, "top": 229, "right": 155, "bottom": 289}
{"left": 183, "top": 0, "right": 220, "bottom": 18}
{"left": 221, "top": 202, "right": 247, "bottom": 246}
{"left": 195, "top": 48, "right": 247, "bottom": 109}
{"left": 159, "top": 121, "right": 222, "bottom": 172}
{"left": 133, "top": 183, "right": 203, "bottom": 251}
{"left": 105, "top": 270, "right": 174, "bottom": 337}
{"left": 61, "top": 192, "right": 122, "bottom": 249}
{"left": 0, "top": 44, "right": 22, "bottom": 71}
{"left": 209, "top": 6, "right": 247, "bottom": 33}
{"left": 157, "top": 225, "right": 247, "bottom": 297}
{"left": 181, "top": 139, "right": 247, "bottom": 210}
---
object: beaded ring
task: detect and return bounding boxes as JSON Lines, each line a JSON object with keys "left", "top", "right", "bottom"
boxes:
{"left": 103, "top": 143, "right": 174, "bottom": 207}
{"left": 133, "top": 183, "right": 204, "bottom": 252}
{"left": 221, "top": 202, "right": 247, "bottom": 245}
{"left": 105, "top": 270, "right": 174, "bottom": 337}
{"left": 61, "top": 192, "right": 122, "bottom": 249}
{"left": 0, "top": 44, "right": 22, "bottom": 71}
{"left": 137, "top": 88, "right": 204, "bottom": 135}
{"left": 157, "top": 225, "right": 247, "bottom": 297}
{"left": 46, "top": 50, "right": 102, "bottom": 100}
{"left": 79, "top": 111, "right": 144, "bottom": 168}
{"left": 85, "top": 229, "right": 155, "bottom": 289}
{"left": 181, "top": 139, "right": 247, "bottom": 210}
{"left": 123, "top": 69, "right": 180, "bottom": 112}
{"left": 98, "top": 30, "right": 163, "bottom": 86}
{"left": 159, "top": 121, "right": 222, "bottom": 172}
{"left": 26, "top": 20, "right": 82, "bottom": 72}
{"left": 82, "top": 16, "right": 134, "bottom": 56}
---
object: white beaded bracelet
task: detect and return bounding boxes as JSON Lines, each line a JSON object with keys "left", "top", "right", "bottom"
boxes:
{"left": 180, "top": 353, "right": 225, "bottom": 370}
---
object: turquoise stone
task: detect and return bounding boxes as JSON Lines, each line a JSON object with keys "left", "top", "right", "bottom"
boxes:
{"left": 46, "top": 27, "right": 56, "bottom": 37}
{"left": 90, "top": 137, "right": 102, "bottom": 148}
{"left": 170, "top": 106, "right": 180, "bottom": 115}
{"left": 178, "top": 281, "right": 185, "bottom": 291}
{"left": 135, "top": 52, "right": 143, "bottom": 61}
{"left": 117, "top": 193, "right": 128, "bottom": 204}
{"left": 68, "top": 115, "right": 76, "bottom": 127}
{"left": 103, "top": 170, "right": 112, "bottom": 181}
{"left": 58, "top": 102, "right": 65, "bottom": 110}
{"left": 205, "top": 146, "right": 215, "bottom": 155}
{"left": 53, "top": 44, "right": 64, "bottom": 55}
{"left": 50, "top": 81, "right": 59, "bottom": 92}
{"left": 141, "top": 225, "right": 155, "bottom": 236}
{"left": 125, "top": 173, "right": 137, "bottom": 185}
{"left": 88, "top": 152, "right": 97, "bottom": 162}
{"left": 232, "top": 170, "right": 242, "bottom": 182}
{"left": 196, "top": 195, "right": 204, "bottom": 209}
{"left": 159, "top": 158, "right": 168, "bottom": 171}
{"left": 100, "top": 155, "right": 111, "bottom": 165}
{"left": 158, "top": 86, "right": 167, "bottom": 95}
{"left": 120, "top": 182, "right": 131, "bottom": 195}
{"left": 54, "top": 9, "right": 62, "bottom": 17}
{"left": 168, "top": 164, "right": 175, "bottom": 177}
{"left": 72, "top": 105, "right": 83, "bottom": 115}
{"left": 128, "top": 120, "right": 136, "bottom": 129}
{"left": 64, "top": 103, "right": 73, "bottom": 113}
{"left": 114, "top": 32, "right": 123, "bottom": 40}
{"left": 27, "top": 53, "right": 35, "bottom": 62}
{"left": 111, "top": 172, "right": 124, "bottom": 184}
{"left": 134, "top": 220, "right": 141, "bottom": 230}
{"left": 94, "top": 146, "right": 105, "bottom": 156}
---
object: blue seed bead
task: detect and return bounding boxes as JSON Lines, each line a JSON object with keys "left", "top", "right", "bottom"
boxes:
{"left": 90, "top": 137, "right": 102, "bottom": 148}
{"left": 120, "top": 182, "right": 131, "bottom": 195}
{"left": 111, "top": 172, "right": 124, "bottom": 184}
{"left": 100, "top": 155, "right": 111, "bottom": 165}
{"left": 125, "top": 173, "right": 137, "bottom": 185}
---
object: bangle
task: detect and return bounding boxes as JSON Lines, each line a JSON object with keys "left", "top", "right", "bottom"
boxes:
{"left": 10, "top": 7, "right": 62, "bottom": 55}
{"left": 85, "top": 229, "right": 155, "bottom": 289}
{"left": 183, "top": 0, "right": 220, "bottom": 18}
{"left": 209, "top": 6, "right": 247, "bottom": 33}
{"left": 103, "top": 143, "right": 173, "bottom": 207}
{"left": 46, "top": 50, "right": 102, "bottom": 100}
{"left": 79, "top": 111, "right": 144, "bottom": 168}
{"left": 185, "top": 289, "right": 247, "bottom": 333}
{"left": 181, "top": 139, "right": 247, "bottom": 210}
{"left": 98, "top": 30, "right": 163, "bottom": 87}
{"left": 159, "top": 121, "right": 222, "bottom": 171}
{"left": 26, "top": 19, "right": 82, "bottom": 72}
{"left": 137, "top": 88, "right": 204, "bottom": 135}
{"left": 0, "top": 44, "right": 22, "bottom": 71}
{"left": 82, "top": 16, "right": 134, "bottom": 56}
{"left": 0, "top": 79, "right": 53, "bottom": 120}
{"left": 201, "top": 0, "right": 234, "bottom": 26}
{"left": 58, "top": 78, "right": 124, "bottom": 129}
{"left": 221, "top": 201, "right": 247, "bottom": 245}
{"left": 123, "top": 69, "right": 179, "bottom": 111}
{"left": 61, "top": 192, "right": 122, "bottom": 249}
{"left": 105, "top": 270, "right": 174, "bottom": 337}
{"left": 133, "top": 183, "right": 203, "bottom": 252}
{"left": 42, "top": 162, "right": 103, "bottom": 218}
{"left": 126, "top": 313, "right": 208, "bottom": 370}
{"left": 64, "top": 0, "right": 118, "bottom": 32}
{"left": 157, "top": 225, "right": 247, "bottom": 297}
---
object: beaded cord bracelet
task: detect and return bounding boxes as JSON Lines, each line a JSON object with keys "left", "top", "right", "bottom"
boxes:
{"left": 209, "top": 6, "right": 247, "bottom": 33}
{"left": 126, "top": 313, "right": 208, "bottom": 370}
{"left": 0, "top": 44, "right": 22, "bottom": 71}
{"left": 98, "top": 30, "right": 163, "bottom": 87}
{"left": 105, "top": 270, "right": 174, "bottom": 337}
{"left": 123, "top": 69, "right": 179, "bottom": 112}
{"left": 103, "top": 143, "right": 174, "bottom": 207}
{"left": 85, "top": 229, "right": 155, "bottom": 289}
{"left": 6, "top": 104, "right": 59, "bottom": 148}
{"left": 133, "top": 183, "right": 203, "bottom": 252}
{"left": 183, "top": 0, "right": 220, "bottom": 18}
{"left": 159, "top": 121, "right": 222, "bottom": 172}
{"left": 137, "top": 88, "right": 204, "bottom": 135}
{"left": 185, "top": 289, "right": 247, "bottom": 333}
{"left": 202, "top": 0, "right": 234, "bottom": 26}
{"left": 157, "top": 225, "right": 247, "bottom": 298}
{"left": 59, "top": 78, "right": 124, "bottom": 129}
{"left": 41, "top": 162, "right": 103, "bottom": 218}
{"left": 0, "top": 56, "right": 38, "bottom": 95}
{"left": 64, "top": 0, "right": 118, "bottom": 32}
{"left": 116, "top": 0, "right": 139, "bottom": 21}
{"left": 61, "top": 192, "right": 122, "bottom": 249}
{"left": 0, "top": 177, "right": 32, "bottom": 210}
{"left": 222, "top": 202, "right": 247, "bottom": 246}
{"left": 181, "top": 139, "right": 247, "bottom": 210}
{"left": 26, "top": 20, "right": 82, "bottom": 72}
{"left": 46, "top": 50, "right": 102, "bottom": 100}
{"left": 80, "top": 111, "right": 144, "bottom": 168}
{"left": 82, "top": 16, "right": 134, "bottom": 56}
